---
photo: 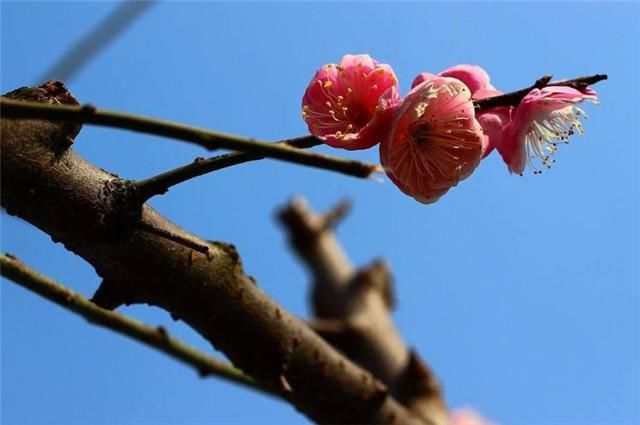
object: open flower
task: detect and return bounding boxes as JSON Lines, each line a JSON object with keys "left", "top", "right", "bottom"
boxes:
{"left": 498, "top": 86, "right": 598, "bottom": 174}
{"left": 380, "top": 76, "right": 485, "bottom": 204}
{"left": 412, "top": 65, "right": 509, "bottom": 157}
{"left": 301, "top": 54, "right": 399, "bottom": 150}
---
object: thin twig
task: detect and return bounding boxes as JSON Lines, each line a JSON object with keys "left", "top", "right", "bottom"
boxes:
{"left": 0, "top": 99, "right": 379, "bottom": 179}
{"left": 474, "top": 73, "right": 607, "bottom": 111}
{"left": 0, "top": 253, "right": 268, "bottom": 396}
{"left": 133, "top": 136, "right": 320, "bottom": 201}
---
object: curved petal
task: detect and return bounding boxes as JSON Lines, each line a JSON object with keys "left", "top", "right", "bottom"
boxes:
{"left": 439, "top": 64, "right": 492, "bottom": 94}
{"left": 380, "top": 77, "right": 484, "bottom": 203}
{"left": 497, "top": 86, "right": 598, "bottom": 174}
{"left": 301, "top": 55, "right": 399, "bottom": 150}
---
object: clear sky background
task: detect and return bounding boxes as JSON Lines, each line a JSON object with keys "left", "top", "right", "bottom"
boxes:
{"left": 1, "top": 2, "right": 639, "bottom": 425}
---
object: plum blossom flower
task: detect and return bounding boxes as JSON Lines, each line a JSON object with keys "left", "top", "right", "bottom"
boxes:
{"left": 380, "top": 76, "right": 485, "bottom": 204}
{"left": 412, "top": 65, "right": 510, "bottom": 157}
{"left": 301, "top": 54, "right": 400, "bottom": 150}
{"left": 497, "top": 86, "right": 598, "bottom": 175}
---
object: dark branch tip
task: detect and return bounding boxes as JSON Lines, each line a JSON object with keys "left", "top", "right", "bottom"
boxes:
{"left": 534, "top": 75, "right": 553, "bottom": 88}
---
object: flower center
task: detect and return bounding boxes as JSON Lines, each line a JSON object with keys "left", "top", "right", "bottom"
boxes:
{"left": 524, "top": 105, "right": 587, "bottom": 174}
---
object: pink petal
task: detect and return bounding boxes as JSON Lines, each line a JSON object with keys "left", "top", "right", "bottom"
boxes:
{"left": 498, "top": 85, "right": 598, "bottom": 174}
{"left": 439, "top": 64, "right": 492, "bottom": 95}
{"left": 301, "top": 54, "right": 399, "bottom": 150}
{"left": 380, "top": 77, "right": 485, "bottom": 203}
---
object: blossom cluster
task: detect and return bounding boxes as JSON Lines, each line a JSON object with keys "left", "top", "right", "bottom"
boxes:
{"left": 301, "top": 55, "right": 598, "bottom": 204}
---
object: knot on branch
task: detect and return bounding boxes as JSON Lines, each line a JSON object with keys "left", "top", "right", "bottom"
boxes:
{"left": 100, "top": 177, "right": 143, "bottom": 230}
{"left": 2, "top": 80, "right": 81, "bottom": 156}
{"left": 95, "top": 177, "right": 166, "bottom": 251}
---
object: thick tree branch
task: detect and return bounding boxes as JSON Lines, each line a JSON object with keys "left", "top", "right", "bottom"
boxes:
{"left": 1, "top": 83, "right": 426, "bottom": 424}
{"left": 0, "top": 97, "right": 380, "bottom": 179}
{"left": 278, "top": 199, "right": 448, "bottom": 425}
{"left": 0, "top": 253, "right": 262, "bottom": 393}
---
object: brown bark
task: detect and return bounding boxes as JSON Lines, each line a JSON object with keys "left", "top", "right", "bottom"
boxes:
{"left": 1, "top": 82, "right": 426, "bottom": 424}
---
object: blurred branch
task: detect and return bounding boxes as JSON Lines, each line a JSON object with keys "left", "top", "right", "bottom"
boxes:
{"left": 0, "top": 98, "right": 380, "bottom": 179}
{"left": 278, "top": 198, "right": 448, "bottom": 425}
{"left": 37, "top": 1, "right": 156, "bottom": 83}
{"left": 0, "top": 253, "right": 264, "bottom": 394}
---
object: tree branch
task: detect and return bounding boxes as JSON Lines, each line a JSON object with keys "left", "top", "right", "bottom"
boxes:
{"left": 278, "top": 198, "right": 448, "bottom": 425}
{"left": 0, "top": 253, "right": 263, "bottom": 393}
{"left": 1, "top": 82, "right": 426, "bottom": 424}
{"left": 474, "top": 73, "right": 607, "bottom": 111}
{"left": 0, "top": 97, "right": 380, "bottom": 179}
{"left": 133, "top": 136, "right": 321, "bottom": 201}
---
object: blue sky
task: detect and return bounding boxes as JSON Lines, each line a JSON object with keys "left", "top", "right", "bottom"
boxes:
{"left": 2, "top": 2, "right": 639, "bottom": 424}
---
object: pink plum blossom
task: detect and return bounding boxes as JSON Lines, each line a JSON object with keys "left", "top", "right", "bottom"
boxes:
{"left": 412, "top": 65, "right": 509, "bottom": 157}
{"left": 380, "top": 76, "right": 485, "bottom": 204}
{"left": 497, "top": 85, "right": 598, "bottom": 175}
{"left": 301, "top": 54, "right": 400, "bottom": 150}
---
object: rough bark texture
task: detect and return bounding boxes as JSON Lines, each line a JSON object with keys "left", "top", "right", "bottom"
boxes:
{"left": 1, "top": 82, "right": 427, "bottom": 425}
{"left": 279, "top": 199, "right": 448, "bottom": 425}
